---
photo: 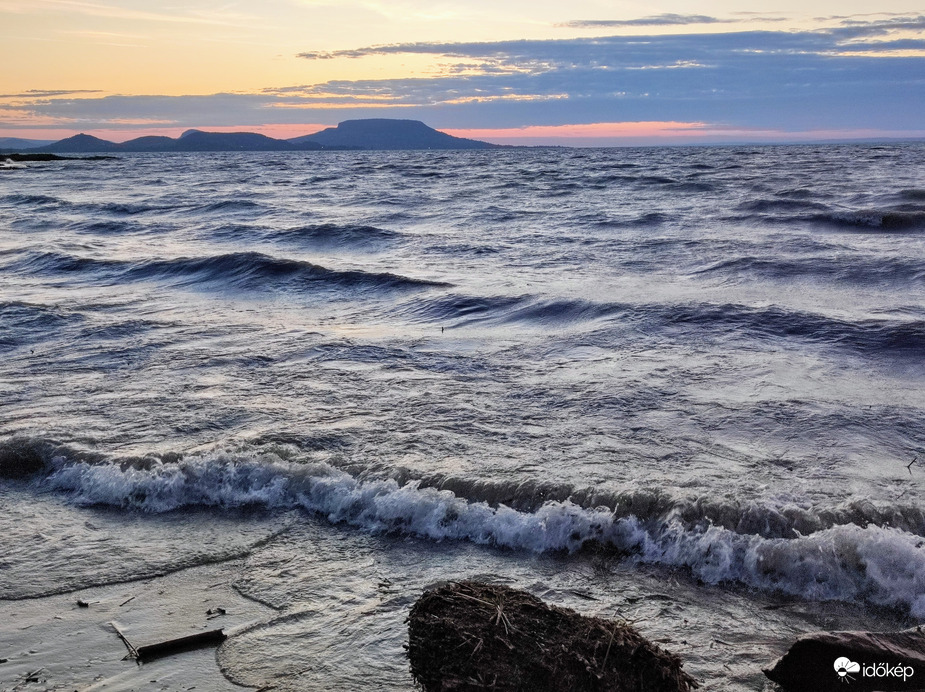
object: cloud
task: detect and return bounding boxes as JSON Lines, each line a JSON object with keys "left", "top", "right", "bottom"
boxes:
{"left": 4, "top": 23, "right": 924, "bottom": 138}
{"left": 276, "top": 27, "right": 925, "bottom": 131}
{"left": 0, "top": 90, "right": 104, "bottom": 99}
{"left": 825, "top": 14, "right": 925, "bottom": 39}
{"left": 295, "top": 30, "right": 839, "bottom": 67}
{"left": 835, "top": 38, "right": 925, "bottom": 52}
{"left": 561, "top": 15, "right": 730, "bottom": 28}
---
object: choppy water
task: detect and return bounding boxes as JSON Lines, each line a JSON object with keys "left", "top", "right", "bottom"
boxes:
{"left": 2, "top": 144, "right": 924, "bottom": 690}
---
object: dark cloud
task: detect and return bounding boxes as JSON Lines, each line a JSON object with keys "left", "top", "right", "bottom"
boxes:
{"left": 824, "top": 14, "right": 925, "bottom": 38}
{"left": 561, "top": 15, "right": 729, "bottom": 28}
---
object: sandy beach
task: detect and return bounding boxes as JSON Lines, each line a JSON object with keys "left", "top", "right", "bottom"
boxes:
{"left": 0, "top": 560, "right": 271, "bottom": 692}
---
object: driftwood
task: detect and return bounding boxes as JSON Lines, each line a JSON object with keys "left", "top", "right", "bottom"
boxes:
{"left": 407, "top": 581, "right": 697, "bottom": 692}
{"left": 764, "top": 626, "right": 925, "bottom": 691}
{"left": 135, "top": 629, "right": 227, "bottom": 661}
{"left": 111, "top": 621, "right": 226, "bottom": 662}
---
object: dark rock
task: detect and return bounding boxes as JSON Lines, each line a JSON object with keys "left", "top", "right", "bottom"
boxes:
{"left": 407, "top": 581, "right": 697, "bottom": 692}
{"left": 764, "top": 626, "right": 925, "bottom": 691}
{"left": 0, "top": 439, "right": 46, "bottom": 479}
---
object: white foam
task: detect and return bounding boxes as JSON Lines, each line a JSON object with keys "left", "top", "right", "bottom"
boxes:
{"left": 45, "top": 451, "right": 925, "bottom": 617}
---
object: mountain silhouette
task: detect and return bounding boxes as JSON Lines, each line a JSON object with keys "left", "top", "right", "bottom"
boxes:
{"left": 0, "top": 137, "right": 56, "bottom": 151}
{"left": 96, "top": 131, "right": 322, "bottom": 152}
{"left": 27, "top": 120, "right": 498, "bottom": 153}
{"left": 290, "top": 119, "right": 498, "bottom": 150}
{"left": 33, "top": 134, "right": 123, "bottom": 153}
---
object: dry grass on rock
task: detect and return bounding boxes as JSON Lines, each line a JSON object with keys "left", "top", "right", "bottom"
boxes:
{"left": 407, "top": 581, "right": 698, "bottom": 692}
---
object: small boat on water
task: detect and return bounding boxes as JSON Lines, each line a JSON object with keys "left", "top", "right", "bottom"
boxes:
{"left": 0, "top": 158, "right": 27, "bottom": 170}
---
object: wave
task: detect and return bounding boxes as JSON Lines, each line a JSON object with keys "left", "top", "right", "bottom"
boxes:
{"left": 1, "top": 193, "right": 62, "bottom": 207}
{"left": 6, "top": 440, "right": 924, "bottom": 617}
{"left": 71, "top": 201, "right": 176, "bottom": 216}
{"left": 0, "top": 302, "right": 84, "bottom": 351}
{"left": 0, "top": 301, "right": 82, "bottom": 328}
{"left": 396, "top": 295, "right": 622, "bottom": 328}
{"left": 66, "top": 219, "right": 148, "bottom": 235}
{"left": 9, "top": 251, "right": 123, "bottom": 276}
{"left": 265, "top": 223, "right": 401, "bottom": 247}
{"left": 735, "top": 199, "right": 829, "bottom": 213}
{"left": 733, "top": 208, "right": 925, "bottom": 232}
{"left": 649, "top": 303, "right": 925, "bottom": 356}
{"left": 394, "top": 294, "right": 528, "bottom": 322}
{"left": 493, "top": 298, "right": 624, "bottom": 326}
{"left": 693, "top": 256, "right": 925, "bottom": 286}
{"left": 10, "top": 250, "right": 449, "bottom": 293}
{"left": 592, "top": 212, "right": 672, "bottom": 229}
{"left": 392, "top": 470, "right": 925, "bottom": 539}
{"left": 18, "top": 197, "right": 196, "bottom": 217}
{"left": 192, "top": 200, "right": 265, "bottom": 214}
{"left": 125, "top": 252, "right": 448, "bottom": 291}
{"left": 813, "top": 210, "right": 925, "bottom": 231}
{"left": 397, "top": 293, "right": 925, "bottom": 356}
{"left": 53, "top": 199, "right": 266, "bottom": 218}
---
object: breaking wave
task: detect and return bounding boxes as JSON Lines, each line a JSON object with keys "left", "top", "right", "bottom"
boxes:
{"left": 17, "top": 443, "right": 925, "bottom": 617}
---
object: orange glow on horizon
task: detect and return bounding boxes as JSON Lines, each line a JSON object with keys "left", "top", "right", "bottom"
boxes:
{"left": 444, "top": 122, "right": 710, "bottom": 140}
{"left": 443, "top": 122, "right": 925, "bottom": 144}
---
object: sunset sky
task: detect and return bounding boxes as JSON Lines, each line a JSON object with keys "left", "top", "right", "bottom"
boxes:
{"left": 2, "top": 0, "right": 924, "bottom": 144}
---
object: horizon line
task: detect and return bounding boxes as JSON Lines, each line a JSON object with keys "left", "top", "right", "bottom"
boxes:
{"left": 4, "top": 121, "right": 925, "bottom": 148}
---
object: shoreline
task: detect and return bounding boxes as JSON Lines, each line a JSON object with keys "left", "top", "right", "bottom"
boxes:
{"left": 0, "top": 559, "right": 271, "bottom": 692}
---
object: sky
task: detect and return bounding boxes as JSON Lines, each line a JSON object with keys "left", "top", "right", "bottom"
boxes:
{"left": 1, "top": 0, "right": 924, "bottom": 145}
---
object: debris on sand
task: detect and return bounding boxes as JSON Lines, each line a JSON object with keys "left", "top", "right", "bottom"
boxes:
{"left": 111, "top": 621, "right": 227, "bottom": 662}
{"left": 407, "top": 581, "right": 698, "bottom": 692}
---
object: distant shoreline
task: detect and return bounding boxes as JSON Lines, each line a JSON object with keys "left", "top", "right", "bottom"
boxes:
{"left": 5, "top": 153, "right": 119, "bottom": 162}
{"left": 6, "top": 118, "right": 923, "bottom": 155}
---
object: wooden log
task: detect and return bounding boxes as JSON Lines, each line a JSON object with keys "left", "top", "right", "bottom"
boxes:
{"left": 135, "top": 628, "right": 227, "bottom": 661}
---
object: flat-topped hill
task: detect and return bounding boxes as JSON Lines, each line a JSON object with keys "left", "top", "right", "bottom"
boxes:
{"left": 289, "top": 119, "right": 499, "bottom": 150}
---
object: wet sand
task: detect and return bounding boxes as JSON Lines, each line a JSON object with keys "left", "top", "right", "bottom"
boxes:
{"left": 0, "top": 560, "right": 272, "bottom": 691}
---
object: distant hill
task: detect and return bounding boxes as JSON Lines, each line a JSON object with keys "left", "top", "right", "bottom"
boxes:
{"left": 31, "top": 134, "right": 123, "bottom": 153}
{"left": 117, "top": 135, "right": 178, "bottom": 152}
{"left": 0, "top": 137, "right": 56, "bottom": 151}
{"left": 129, "top": 130, "right": 322, "bottom": 152}
{"left": 290, "top": 119, "right": 498, "bottom": 150}
{"left": 27, "top": 120, "right": 499, "bottom": 153}
{"left": 30, "top": 131, "right": 320, "bottom": 153}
